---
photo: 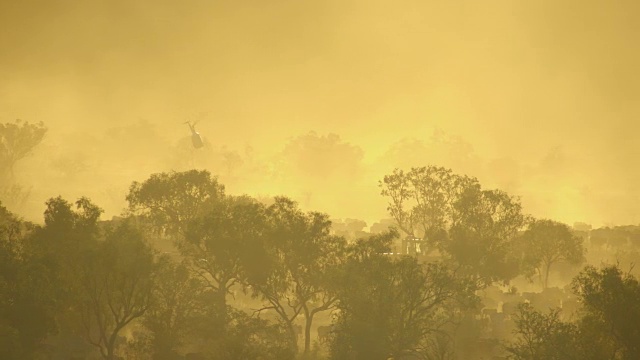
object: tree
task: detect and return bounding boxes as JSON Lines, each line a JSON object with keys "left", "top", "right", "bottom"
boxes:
{"left": 2, "top": 197, "right": 119, "bottom": 359}
{"left": 379, "top": 166, "right": 477, "bottom": 246}
{"left": 28, "top": 197, "right": 156, "bottom": 360}
{"left": 330, "top": 230, "right": 479, "bottom": 360}
{"left": 126, "top": 170, "right": 225, "bottom": 238}
{"left": 381, "top": 166, "right": 529, "bottom": 285}
{"left": 506, "top": 303, "right": 583, "bottom": 360}
{"left": 212, "top": 309, "right": 295, "bottom": 360}
{"left": 520, "top": 220, "right": 585, "bottom": 289}
{"left": 0, "top": 201, "right": 22, "bottom": 246}
{"left": 505, "top": 300, "right": 620, "bottom": 360}
{"left": 25, "top": 196, "right": 104, "bottom": 311}
{"left": 12, "top": 197, "right": 106, "bottom": 359}
{"left": 249, "top": 197, "right": 347, "bottom": 355}
{"left": 142, "top": 257, "right": 213, "bottom": 360}
{"left": 0, "top": 119, "right": 47, "bottom": 181}
{"left": 447, "top": 184, "right": 529, "bottom": 286}
{"left": 572, "top": 265, "right": 640, "bottom": 359}
{"left": 182, "top": 195, "right": 269, "bottom": 324}
{"left": 75, "top": 220, "right": 157, "bottom": 360}
{"left": 0, "top": 120, "right": 47, "bottom": 210}
{"left": 0, "top": 202, "right": 57, "bottom": 359}
{"left": 507, "top": 264, "right": 640, "bottom": 360}
{"left": 331, "top": 218, "right": 369, "bottom": 240}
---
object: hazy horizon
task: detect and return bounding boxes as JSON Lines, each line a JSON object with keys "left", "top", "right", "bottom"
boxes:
{"left": 2, "top": 0, "right": 639, "bottom": 229}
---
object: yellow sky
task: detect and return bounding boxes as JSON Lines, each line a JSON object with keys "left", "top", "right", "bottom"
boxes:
{"left": 1, "top": 0, "right": 639, "bottom": 228}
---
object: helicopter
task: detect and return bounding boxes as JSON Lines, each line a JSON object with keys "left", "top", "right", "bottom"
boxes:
{"left": 184, "top": 121, "right": 204, "bottom": 149}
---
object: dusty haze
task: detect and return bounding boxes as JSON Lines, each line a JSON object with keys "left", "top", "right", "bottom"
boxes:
{"left": 1, "top": 0, "right": 639, "bottom": 228}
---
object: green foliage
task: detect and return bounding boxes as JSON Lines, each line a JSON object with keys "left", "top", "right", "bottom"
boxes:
{"left": 379, "top": 166, "right": 477, "bottom": 242}
{"left": 126, "top": 170, "right": 234, "bottom": 331}
{"left": 572, "top": 265, "right": 640, "bottom": 359}
{"left": 330, "top": 231, "right": 479, "bottom": 360}
{"left": 506, "top": 303, "right": 582, "bottom": 360}
{"left": 126, "top": 169, "right": 225, "bottom": 237}
{"left": 505, "top": 300, "right": 619, "bottom": 360}
{"left": 330, "top": 218, "right": 369, "bottom": 241}
{"left": 22, "top": 196, "right": 104, "bottom": 322}
{"left": 9, "top": 169, "right": 640, "bottom": 360}
{"left": 211, "top": 309, "right": 296, "bottom": 360}
{"left": 25, "top": 197, "right": 156, "bottom": 360}
{"left": 180, "top": 194, "right": 273, "bottom": 333}
{"left": 0, "top": 201, "right": 21, "bottom": 246}
{"left": 0, "top": 202, "right": 57, "bottom": 359}
{"left": 143, "top": 257, "right": 212, "bottom": 358}
{"left": 184, "top": 195, "right": 269, "bottom": 290}
{"left": 74, "top": 219, "right": 157, "bottom": 360}
{"left": 43, "top": 196, "right": 103, "bottom": 234}
{"left": 447, "top": 185, "right": 528, "bottom": 286}
{"left": 519, "top": 219, "right": 585, "bottom": 289}
{"left": 249, "top": 196, "right": 348, "bottom": 354}
{"left": 506, "top": 264, "right": 640, "bottom": 360}
{"left": 380, "top": 166, "right": 529, "bottom": 285}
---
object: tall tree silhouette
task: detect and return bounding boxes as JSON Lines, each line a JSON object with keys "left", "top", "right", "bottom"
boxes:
{"left": 0, "top": 120, "right": 47, "bottom": 181}
{"left": 519, "top": 219, "right": 585, "bottom": 289}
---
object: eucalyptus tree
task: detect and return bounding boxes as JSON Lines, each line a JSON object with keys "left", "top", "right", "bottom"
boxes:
{"left": 25, "top": 197, "right": 157, "bottom": 360}
{"left": 126, "top": 169, "right": 225, "bottom": 239}
{"left": 0, "top": 202, "right": 56, "bottom": 359}
{"left": 379, "top": 166, "right": 477, "bottom": 249}
{"left": 447, "top": 184, "right": 529, "bottom": 286}
{"left": 75, "top": 221, "right": 157, "bottom": 360}
{"left": 380, "top": 166, "right": 530, "bottom": 285}
{"left": 183, "top": 195, "right": 269, "bottom": 321}
{"left": 329, "top": 230, "right": 479, "bottom": 360}
{"left": 249, "top": 197, "right": 348, "bottom": 355}
{"left": 0, "top": 119, "right": 47, "bottom": 180}
{"left": 572, "top": 265, "right": 640, "bottom": 359}
{"left": 520, "top": 219, "right": 585, "bottom": 289}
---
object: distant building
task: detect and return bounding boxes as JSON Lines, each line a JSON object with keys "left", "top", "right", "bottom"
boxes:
{"left": 402, "top": 236, "right": 427, "bottom": 255}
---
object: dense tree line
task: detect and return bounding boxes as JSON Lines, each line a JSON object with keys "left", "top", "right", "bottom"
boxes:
{"left": 1, "top": 167, "right": 638, "bottom": 359}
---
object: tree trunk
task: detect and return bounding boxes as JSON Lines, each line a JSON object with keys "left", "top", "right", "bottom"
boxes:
{"left": 106, "top": 336, "right": 116, "bottom": 360}
{"left": 216, "top": 282, "right": 229, "bottom": 331}
{"left": 544, "top": 261, "right": 552, "bottom": 289}
{"left": 286, "top": 321, "right": 299, "bottom": 354}
{"left": 304, "top": 311, "right": 313, "bottom": 355}
{"left": 106, "top": 325, "right": 124, "bottom": 360}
